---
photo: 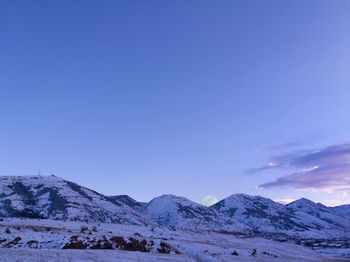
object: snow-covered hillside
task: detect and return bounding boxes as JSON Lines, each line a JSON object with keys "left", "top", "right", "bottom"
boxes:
{"left": 211, "top": 194, "right": 302, "bottom": 232}
{"left": 212, "top": 193, "right": 350, "bottom": 238}
{"left": 140, "top": 194, "right": 246, "bottom": 231}
{"left": 1, "top": 218, "right": 346, "bottom": 261}
{"left": 0, "top": 175, "right": 146, "bottom": 225}
{"left": 287, "top": 199, "right": 350, "bottom": 235}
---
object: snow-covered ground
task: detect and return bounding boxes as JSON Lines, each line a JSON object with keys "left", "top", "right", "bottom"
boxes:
{"left": 0, "top": 218, "right": 348, "bottom": 261}
{"left": 0, "top": 249, "right": 192, "bottom": 262}
{"left": 1, "top": 249, "right": 348, "bottom": 262}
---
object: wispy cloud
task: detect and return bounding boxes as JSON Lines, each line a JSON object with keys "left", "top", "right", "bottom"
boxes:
{"left": 255, "top": 133, "right": 325, "bottom": 152}
{"left": 254, "top": 143, "right": 350, "bottom": 193}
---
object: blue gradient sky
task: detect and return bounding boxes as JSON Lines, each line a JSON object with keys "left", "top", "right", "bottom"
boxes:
{"left": 1, "top": 1, "right": 350, "bottom": 205}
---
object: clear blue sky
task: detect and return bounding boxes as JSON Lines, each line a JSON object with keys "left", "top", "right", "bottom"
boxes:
{"left": 1, "top": 1, "right": 350, "bottom": 206}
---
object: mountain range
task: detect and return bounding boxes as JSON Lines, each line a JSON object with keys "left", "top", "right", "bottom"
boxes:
{"left": 1, "top": 175, "right": 350, "bottom": 240}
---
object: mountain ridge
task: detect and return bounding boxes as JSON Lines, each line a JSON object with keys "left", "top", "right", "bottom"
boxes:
{"left": 1, "top": 175, "right": 349, "bottom": 239}
{"left": 0, "top": 175, "right": 147, "bottom": 225}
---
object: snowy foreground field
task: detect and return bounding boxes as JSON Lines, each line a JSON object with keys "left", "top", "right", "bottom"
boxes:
{"left": 0, "top": 218, "right": 349, "bottom": 262}
{"left": 0, "top": 249, "right": 347, "bottom": 262}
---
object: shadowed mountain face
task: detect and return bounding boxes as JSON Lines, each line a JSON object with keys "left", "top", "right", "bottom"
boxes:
{"left": 1, "top": 176, "right": 350, "bottom": 239}
{"left": 108, "top": 195, "right": 145, "bottom": 209}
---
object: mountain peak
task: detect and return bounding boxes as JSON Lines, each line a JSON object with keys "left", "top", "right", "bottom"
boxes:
{"left": 292, "top": 197, "right": 315, "bottom": 204}
{"left": 287, "top": 198, "right": 322, "bottom": 209}
{"left": 141, "top": 194, "right": 226, "bottom": 230}
{"left": 2, "top": 176, "right": 350, "bottom": 238}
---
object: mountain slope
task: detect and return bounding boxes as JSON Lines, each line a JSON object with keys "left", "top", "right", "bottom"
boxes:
{"left": 331, "top": 204, "right": 350, "bottom": 219}
{"left": 211, "top": 194, "right": 306, "bottom": 232}
{"left": 0, "top": 175, "right": 146, "bottom": 225}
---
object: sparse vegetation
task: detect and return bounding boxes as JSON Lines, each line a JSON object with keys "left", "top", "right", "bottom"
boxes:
{"left": 80, "top": 226, "right": 88, "bottom": 233}
{"left": 62, "top": 236, "right": 87, "bottom": 249}
{"left": 251, "top": 248, "right": 257, "bottom": 256}
{"left": 232, "top": 250, "right": 239, "bottom": 256}
{"left": 5, "top": 236, "right": 21, "bottom": 248}
{"left": 157, "top": 241, "right": 181, "bottom": 254}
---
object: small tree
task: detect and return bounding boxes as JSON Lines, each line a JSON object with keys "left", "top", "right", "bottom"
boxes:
{"left": 251, "top": 248, "right": 257, "bottom": 256}
{"left": 232, "top": 250, "right": 239, "bottom": 256}
{"left": 5, "top": 227, "right": 11, "bottom": 234}
{"left": 80, "top": 226, "right": 88, "bottom": 233}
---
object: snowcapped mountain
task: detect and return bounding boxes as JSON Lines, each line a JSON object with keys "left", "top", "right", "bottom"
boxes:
{"left": 140, "top": 194, "right": 245, "bottom": 231}
{"left": 0, "top": 175, "right": 146, "bottom": 225}
{"left": 1, "top": 175, "right": 350, "bottom": 240}
{"left": 211, "top": 193, "right": 306, "bottom": 232}
{"left": 212, "top": 194, "right": 350, "bottom": 238}
{"left": 287, "top": 199, "right": 350, "bottom": 233}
